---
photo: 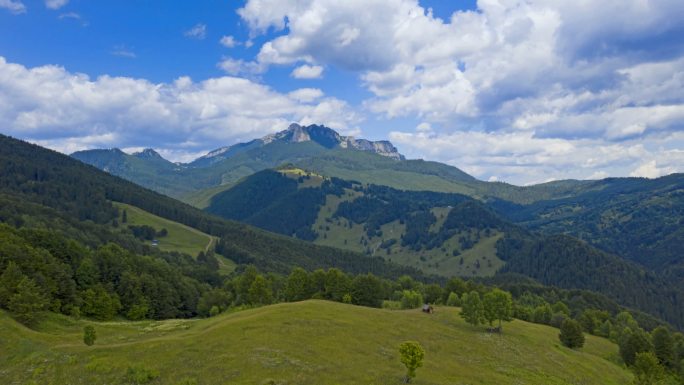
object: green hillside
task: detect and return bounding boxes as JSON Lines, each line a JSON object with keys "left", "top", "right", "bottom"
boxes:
{"left": 0, "top": 134, "right": 420, "bottom": 280}
{"left": 114, "top": 202, "right": 213, "bottom": 256}
{"left": 492, "top": 174, "right": 684, "bottom": 273}
{"left": 205, "top": 168, "right": 684, "bottom": 328}
{"left": 113, "top": 202, "right": 236, "bottom": 275}
{"left": 0, "top": 300, "right": 632, "bottom": 385}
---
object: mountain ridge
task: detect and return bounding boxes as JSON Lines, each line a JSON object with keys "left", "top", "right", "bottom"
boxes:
{"left": 192, "top": 123, "right": 405, "bottom": 167}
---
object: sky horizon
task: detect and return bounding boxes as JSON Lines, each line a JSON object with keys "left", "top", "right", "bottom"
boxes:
{"left": 1, "top": 0, "right": 683, "bottom": 185}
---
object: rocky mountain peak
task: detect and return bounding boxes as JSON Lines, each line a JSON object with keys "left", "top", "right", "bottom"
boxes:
{"left": 133, "top": 148, "right": 164, "bottom": 160}
{"left": 261, "top": 123, "right": 404, "bottom": 159}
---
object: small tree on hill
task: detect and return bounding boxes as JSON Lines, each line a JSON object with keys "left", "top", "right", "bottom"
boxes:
{"left": 483, "top": 289, "right": 513, "bottom": 331}
{"left": 83, "top": 325, "right": 97, "bottom": 346}
{"left": 8, "top": 276, "right": 48, "bottom": 325}
{"left": 460, "top": 291, "right": 484, "bottom": 327}
{"left": 559, "top": 319, "right": 585, "bottom": 349}
{"left": 398, "top": 341, "right": 425, "bottom": 383}
{"left": 632, "top": 351, "right": 665, "bottom": 385}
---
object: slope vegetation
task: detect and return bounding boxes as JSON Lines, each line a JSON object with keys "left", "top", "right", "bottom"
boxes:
{"left": 206, "top": 168, "right": 684, "bottom": 328}
{"left": 0, "top": 300, "right": 632, "bottom": 385}
{"left": 0, "top": 134, "right": 420, "bottom": 279}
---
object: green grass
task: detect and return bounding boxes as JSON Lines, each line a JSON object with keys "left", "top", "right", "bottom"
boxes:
{"left": 114, "top": 202, "right": 235, "bottom": 273}
{"left": 0, "top": 300, "right": 631, "bottom": 384}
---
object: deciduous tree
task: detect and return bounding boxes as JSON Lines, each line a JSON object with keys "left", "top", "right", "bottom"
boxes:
{"left": 399, "top": 341, "right": 425, "bottom": 383}
{"left": 483, "top": 289, "right": 513, "bottom": 330}
{"left": 460, "top": 291, "right": 484, "bottom": 327}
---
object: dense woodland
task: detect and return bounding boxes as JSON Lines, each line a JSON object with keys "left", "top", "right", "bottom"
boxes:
{"left": 203, "top": 168, "right": 684, "bottom": 329}
{"left": 492, "top": 175, "right": 684, "bottom": 283}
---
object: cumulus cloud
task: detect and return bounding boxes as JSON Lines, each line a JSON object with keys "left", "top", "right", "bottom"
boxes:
{"left": 0, "top": 0, "right": 26, "bottom": 14}
{"left": 45, "top": 0, "right": 67, "bottom": 10}
{"left": 237, "top": 0, "right": 684, "bottom": 183}
{"left": 184, "top": 23, "right": 207, "bottom": 40}
{"left": 217, "top": 57, "right": 265, "bottom": 76}
{"left": 629, "top": 160, "right": 676, "bottom": 179}
{"left": 220, "top": 35, "right": 237, "bottom": 48}
{"left": 388, "top": 129, "right": 684, "bottom": 185}
{"left": 291, "top": 64, "right": 323, "bottom": 79}
{"left": 0, "top": 57, "right": 361, "bottom": 160}
{"left": 288, "top": 88, "right": 324, "bottom": 102}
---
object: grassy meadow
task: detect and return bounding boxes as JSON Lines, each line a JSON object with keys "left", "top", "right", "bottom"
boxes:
{"left": 1, "top": 300, "right": 632, "bottom": 385}
{"left": 114, "top": 202, "right": 236, "bottom": 274}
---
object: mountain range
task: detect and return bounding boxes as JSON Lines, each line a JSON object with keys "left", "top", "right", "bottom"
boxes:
{"left": 72, "top": 123, "right": 594, "bottom": 205}
{"left": 69, "top": 123, "right": 684, "bottom": 328}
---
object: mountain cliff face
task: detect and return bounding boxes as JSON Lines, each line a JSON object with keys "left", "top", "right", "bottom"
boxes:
{"left": 192, "top": 123, "right": 405, "bottom": 167}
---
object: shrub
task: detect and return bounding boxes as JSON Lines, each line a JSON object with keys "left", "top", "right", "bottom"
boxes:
{"left": 559, "top": 319, "right": 585, "bottom": 349}
{"left": 399, "top": 341, "right": 425, "bottom": 383}
{"left": 83, "top": 325, "right": 96, "bottom": 346}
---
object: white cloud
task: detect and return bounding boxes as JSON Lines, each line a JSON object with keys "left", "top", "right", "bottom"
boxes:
{"left": 288, "top": 88, "right": 324, "bottom": 102}
{"left": 291, "top": 64, "right": 323, "bottom": 79}
{"left": 110, "top": 45, "right": 136, "bottom": 58}
{"left": 220, "top": 35, "right": 237, "bottom": 48}
{"left": 416, "top": 122, "right": 432, "bottom": 133}
{"left": 217, "top": 57, "right": 265, "bottom": 76}
{"left": 0, "top": 57, "right": 361, "bottom": 161}
{"left": 388, "top": 129, "right": 683, "bottom": 185}
{"left": 629, "top": 160, "right": 675, "bottom": 179}
{"left": 45, "top": 0, "right": 67, "bottom": 10}
{"left": 0, "top": 0, "right": 26, "bottom": 14}
{"left": 58, "top": 12, "right": 79, "bottom": 19}
{"left": 236, "top": 0, "right": 684, "bottom": 183}
{"left": 184, "top": 23, "right": 207, "bottom": 40}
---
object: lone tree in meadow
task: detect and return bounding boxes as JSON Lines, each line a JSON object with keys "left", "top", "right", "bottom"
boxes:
{"left": 399, "top": 341, "right": 425, "bottom": 383}
{"left": 460, "top": 291, "right": 485, "bottom": 327}
{"left": 482, "top": 288, "right": 513, "bottom": 331}
{"left": 559, "top": 319, "right": 585, "bottom": 349}
{"left": 83, "top": 325, "right": 97, "bottom": 346}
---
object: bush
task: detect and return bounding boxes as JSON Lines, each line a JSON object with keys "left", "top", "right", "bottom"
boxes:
{"left": 559, "top": 319, "right": 585, "bottom": 349}
{"left": 83, "top": 325, "right": 96, "bottom": 346}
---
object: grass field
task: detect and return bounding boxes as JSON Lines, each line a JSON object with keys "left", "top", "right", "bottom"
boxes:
{"left": 114, "top": 202, "right": 235, "bottom": 274}
{"left": 0, "top": 300, "right": 631, "bottom": 385}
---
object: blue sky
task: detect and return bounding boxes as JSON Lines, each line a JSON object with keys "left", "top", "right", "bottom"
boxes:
{"left": 1, "top": 0, "right": 683, "bottom": 184}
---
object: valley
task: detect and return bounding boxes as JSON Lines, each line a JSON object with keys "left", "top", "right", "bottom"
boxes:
{"left": 3, "top": 2, "right": 684, "bottom": 384}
